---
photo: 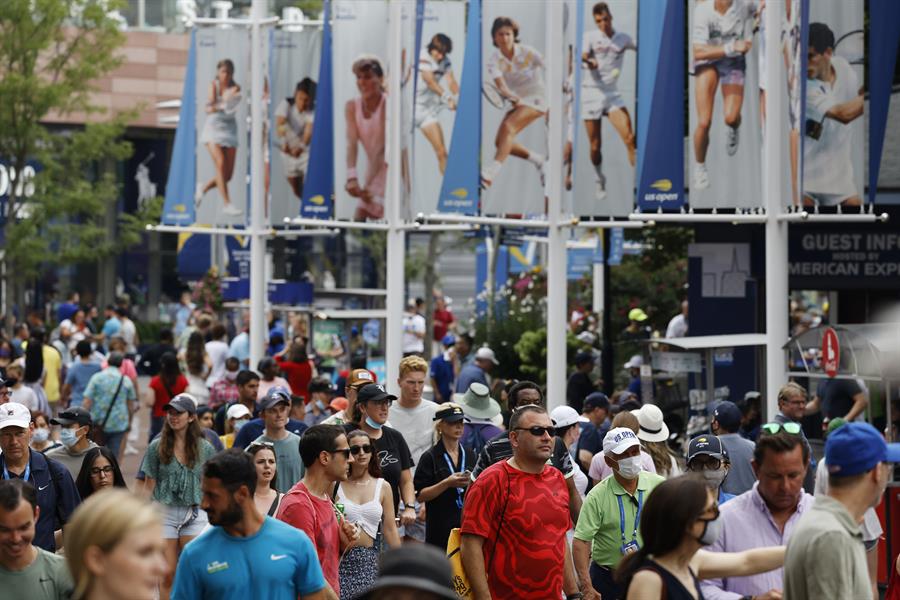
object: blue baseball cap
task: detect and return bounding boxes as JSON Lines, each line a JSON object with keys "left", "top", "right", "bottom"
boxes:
{"left": 259, "top": 386, "right": 292, "bottom": 411}
{"left": 825, "top": 422, "right": 900, "bottom": 477}
{"left": 441, "top": 333, "right": 456, "bottom": 347}
{"left": 712, "top": 401, "right": 742, "bottom": 431}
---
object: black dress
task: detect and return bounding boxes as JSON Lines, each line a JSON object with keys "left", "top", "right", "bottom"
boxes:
{"left": 628, "top": 558, "right": 705, "bottom": 600}
{"left": 413, "top": 438, "right": 476, "bottom": 549}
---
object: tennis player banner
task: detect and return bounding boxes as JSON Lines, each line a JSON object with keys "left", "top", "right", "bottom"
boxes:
{"left": 298, "top": 0, "right": 332, "bottom": 220}
{"left": 867, "top": 0, "right": 900, "bottom": 204}
{"left": 162, "top": 29, "right": 198, "bottom": 226}
{"left": 637, "top": 0, "right": 684, "bottom": 211}
{"left": 435, "top": 0, "right": 480, "bottom": 215}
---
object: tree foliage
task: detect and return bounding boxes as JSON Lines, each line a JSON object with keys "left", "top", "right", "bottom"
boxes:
{"left": 0, "top": 0, "right": 157, "bottom": 302}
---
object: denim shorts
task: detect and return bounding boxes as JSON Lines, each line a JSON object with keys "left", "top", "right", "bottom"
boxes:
{"left": 160, "top": 504, "right": 208, "bottom": 539}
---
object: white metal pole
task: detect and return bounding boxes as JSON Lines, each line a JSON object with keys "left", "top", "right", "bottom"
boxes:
{"left": 545, "top": 1, "right": 567, "bottom": 408}
{"left": 593, "top": 262, "right": 604, "bottom": 324}
{"left": 249, "top": 0, "right": 267, "bottom": 371}
{"left": 384, "top": 0, "right": 405, "bottom": 388}
{"left": 763, "top": 0, "right": 788, "bottom": 420}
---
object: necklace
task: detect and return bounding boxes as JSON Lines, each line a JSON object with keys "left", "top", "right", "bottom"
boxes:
{"left": 350, "top": 477, "right": 372, "bottom": 486}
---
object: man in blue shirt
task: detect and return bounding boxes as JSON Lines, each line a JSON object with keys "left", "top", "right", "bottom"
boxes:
{"left": 99, "top": 304, "right": 121, "bottom": 350}
{"left": 61, "top": 340, "right": 102, "bottom": 407}
{"left": 455, "top": 347, "right": 498, "bottom": 393}
{"left": 429, "top": 334, "right": 456, "bottom": 404}
{"left": 576, "top": 392, "right": 611, "bottom": 474}
{"left": 172, "top": 449, "right": 332, "bottom": 600}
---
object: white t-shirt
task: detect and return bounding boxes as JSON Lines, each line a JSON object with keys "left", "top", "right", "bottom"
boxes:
{"left": 119, "top": 319, "right": 137, "bottom": 354}
{"left": 401, "top": 313, "right": 426, "bottom": 354}
{"left": 389, "top": 399, "right": 439, "bottom": 464}
{"left": 416, "top": 49, "right": 452, "bottom": 101}
{"left": 486, "top": 43, "right": 545, "bottom": 99}
{"left": 666, "top": 314, "right": 688, "bottom": 338}
{"left": 10, "top": 386, "right": 37, "bottom": 411}
{"left": 804, "top": 56, "right": 859, "bottom": 196}
{"left": 205, "top": 340, "right": 230, "bottom": 385}
{"left": 582, "top": 29, "right": 635, "bottom": 89}
{"left": 274, "top": 98, "right": 313, "bottom": 151}
{"left": 692, "top": 0, "right": 755, "bottom": 53}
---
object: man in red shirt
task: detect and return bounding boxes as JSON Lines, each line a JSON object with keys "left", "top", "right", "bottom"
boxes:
{"left": 432, "top": 295, "right": 456, "bottom": 343}
{"left": 276, "top": 424, "right": 358, "bottom": 597}
{"left": 461, "top": 405, "right": 581, "bottom": 600}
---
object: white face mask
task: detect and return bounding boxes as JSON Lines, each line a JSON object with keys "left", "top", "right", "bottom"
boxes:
{"left": 700, "top": 469, "right": 727, "bottom": 489}
{"left": 32, "top": 427, "right": 50, "bottom": 443}
{"left": 615, "top": 455, "right": 643, "bottom": 479}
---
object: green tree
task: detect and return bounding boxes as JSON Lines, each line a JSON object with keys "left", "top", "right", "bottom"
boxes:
{"left": 0, "top": 0, "right": 158, "bottom": 316}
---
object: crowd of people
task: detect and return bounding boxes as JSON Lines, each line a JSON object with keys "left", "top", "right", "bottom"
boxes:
{"left": 0, "top": 295, "right": 898, "bottom": 600}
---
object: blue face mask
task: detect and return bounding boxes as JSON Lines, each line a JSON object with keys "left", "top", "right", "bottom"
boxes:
{"left": 365, "top": 416, "right": 383, "bottom": 430}
{"left": 234, "top": 419, "right": 248, "bottom": 432}
{"left": 315, "top": 400, "right": 326, "bottom": 412}
{"left": 59, "top": 427, "right": 80, "bottom": 448}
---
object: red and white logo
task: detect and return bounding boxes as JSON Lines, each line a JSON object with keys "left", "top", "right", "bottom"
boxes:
{"left": 821, "top": 327, "right": 840, "bottom": 378}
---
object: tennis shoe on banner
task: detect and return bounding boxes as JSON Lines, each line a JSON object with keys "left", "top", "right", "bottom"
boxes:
{"left": 693, "top": 163, "right": 710, "bottom": 190}
{"left": 726, "top": 126, "right": 739, "bottom": 156}
{"left": 222, "top": 203, "right": 243, "bottom": 217}
{"left": 536, "top": 160, "right": 547, "bottom": 189}
{"left": 479, "top": 173, "right": 492, "bottom": 190}
{"left": 195, "top": 183, "right": 204, "bottom": 209}
{"left": 595, "top": 174, "right": 607, "bottom": 201}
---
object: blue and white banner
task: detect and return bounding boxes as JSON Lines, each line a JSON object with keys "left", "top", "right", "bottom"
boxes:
{"left": 162, "top": 30, "right": 198, "bottom": 225}
{"left": 436, "top": 0, "right": 480, "bottom": 215}
{"left": 867, "top": 0, "right": 900, "bottom": 204}
{"left": 637, "top": 0, "right": 683, "bottom": 211}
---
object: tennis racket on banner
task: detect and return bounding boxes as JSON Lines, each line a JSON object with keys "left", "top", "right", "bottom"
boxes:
{"left": 482, "top": 79, "right": 511, "bottom": 110}
{"left": 834, "top": 29, "right": 864, "bottom": 66}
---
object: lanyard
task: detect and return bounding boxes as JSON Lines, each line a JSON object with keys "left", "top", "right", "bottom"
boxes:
{"left": 442, "top": 445, "right": 466, "bottom": 509}
{"left": 3, "top": 460, "right": 30, "bottom": 482}
{"left": 617, "top": 490, "right": 644, "bottom": 545}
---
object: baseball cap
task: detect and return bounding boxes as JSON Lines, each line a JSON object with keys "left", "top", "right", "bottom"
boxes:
{"left": 434, "top": 403, "right": 465, "bottom": 423}
{"left": 441, "top": 333, "right": 456, "bottom": 347}
{"left": 826, "top": 417, "right": 848, "bottom": 436}
{"left": 51, "top": 407, "right": 93, "bottom": 427}
{"left": 712, "top": 401, "right": 742, "bottom": 431}
{"left": 163, "top": 393, "right": 198, "bottom": 414}
{"left": 826, "top": 422, "right": 900, "bottom": 476}
{"left": 628, "top": 308, "right": 648, "bottom": 322}
{"left": 576, "top": 330, "right": 596, "bottom": 345}
{"left": 574, "top": 351, "right": 593, "bottom": 366}
{"left": 329, "top": 397, "right": 349, "bottom": 413}
{"left": 550, "top": 406, "right": 580, "bottom": 429}
{"left": 308, "top": 378, "right": 335, "bottom": 395}
{"left": 226, "top": 404, "right": 252, "bottom": 420}
{"left": 357, "top": 545, "right": 456, "bottom": 600}
{"left": 584, "top": 392, "right": 610, "bottom": 411}
{"left": 623, "top": 355, "right": 643, "bottom": 370}
{"left": 687, "top": 435, "right": 729, "bottom": 463}
{"left": 603, "top": 427, "right": 641, "bottom": 456}
{"left": 347, "top": 369, "right": 376, "bottom": 388}
{"left": 356, "top": 383, "right": 397, "bottom": 405}
{"left": 475, "top": 347, "right": 499, "bottom": 365}
{"left": 0, "top": 402, "right": 31, "bottom": 430}
{"left": 259, "top": 386, "right": 292, "bottom": 411}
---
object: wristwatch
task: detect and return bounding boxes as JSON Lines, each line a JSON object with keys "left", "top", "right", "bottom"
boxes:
{"left": 566, "top": 594, "right": 584, "bottom": 600}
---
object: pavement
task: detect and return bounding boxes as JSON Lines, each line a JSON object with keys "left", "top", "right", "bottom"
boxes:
{"left": 120, "top": 375, "right": 154, "bottom": 481}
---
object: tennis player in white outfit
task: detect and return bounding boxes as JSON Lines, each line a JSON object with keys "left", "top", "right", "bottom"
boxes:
{"left": 415, "top": 34, "right": 459, "bottom": 175}
{"left": 804, "top": 22, "right": 863, "bottom": 208}
{"left": 581, "top": 2, "right": 636, "bottom": 201}
{"left": 274, "top": 78, "right": 316, "bottom": 200}
{"left": 691, "top": 0, "right": 757, "bottom": 190}
{"left": 480, "top": 17, "right": 547, "bottom": 190}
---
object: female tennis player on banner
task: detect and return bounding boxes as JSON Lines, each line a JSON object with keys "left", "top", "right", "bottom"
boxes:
{"left": 480, "top": 17, "right": 547, "bottom": 191}
{"left": 345, "top": 55, "right": 388, "bottom": 221}
{"left": 415, "top": 34, "right": 460, "bottom": 175}
{"left": 196, "top": 59, "right": 243, "bottom": 216}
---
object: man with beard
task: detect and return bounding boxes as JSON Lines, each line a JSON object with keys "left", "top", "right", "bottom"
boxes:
{"left": 172, "top": 449, "right": 334, "bottom": 600}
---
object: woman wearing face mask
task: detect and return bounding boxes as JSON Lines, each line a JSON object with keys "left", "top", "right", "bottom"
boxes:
{"left": 247, "top": 441, "right": 283, "bottom": 516}
{"left": 617, "top": 475, "right": 785, "bottom": 600}
{"left": 65, "top": 489, "right": 168, "bottom": 600}
{"left": 75, "top": 446, "right": 128, "bottom": 499}
{"left": 337, "top": 429, "right": 401, "bottom": 599}
{"left": 30, "top": 411, "right": 61, "bottom": 453}
{"left": 148, "top": 352, "right": 188, "bottom": 443}
{"left": 219, "top": 403, "right": 251, "bottom": 449}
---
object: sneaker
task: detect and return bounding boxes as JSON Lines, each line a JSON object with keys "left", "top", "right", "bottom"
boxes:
{"left": 726, "top": 126, "right": 739, "bottom": 156}
{"left": 595, "top": 174, "right": 607, "bottom": 200}
{"left": 222, "top": 203, "right": 243, "bottom": 216}
{"left": 536, "top": 160, "right": 547, "bottom": 188}
{"left": 479, "top": 172, "right": 493, "bottom": 190}
{"left": 194, "top": 182, "right": 204, "bottom": 209}
{"left": 693, "top": 163, "right": 710, "bottom": 190}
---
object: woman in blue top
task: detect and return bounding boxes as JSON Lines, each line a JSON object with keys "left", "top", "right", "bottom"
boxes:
{"left": 141, "top": 393, "right": 215, "bottom": 598}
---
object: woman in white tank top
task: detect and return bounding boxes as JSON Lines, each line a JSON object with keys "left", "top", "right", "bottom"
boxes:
{"left": 344, "top": 55, "right": 388, "bottom": 222}
{"left": 336, "top": 429, "right": 401, "bottom": 599}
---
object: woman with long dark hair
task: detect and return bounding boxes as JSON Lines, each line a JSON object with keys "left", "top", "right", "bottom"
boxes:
{"left": 336, "top": 429, "right": 401, "bottom": 599}
{"left": 196, "top": 58, "right": 243, "bottom": 216}
{"left": 22, "top": 329, "right": 51, "bottom": 414}
{"left": 140, "top": 394, "right": 215, "bottom": 599}
{"left": 616, "top": 475, "right": 785, "bottom": 600}
{"left": 148, "top": 352, "right": 188, "bottom": 442}
{"left": 247, "top": 440, "right": 283, "bottom": 517}
{"left": 181, "top": 331, "right": 211, "bottom": 406}
{"left": 75, "top": 446, "right": 128, "bottom": 499}
{"left": 274, "top": 339, "right": 316, "bottom": 398}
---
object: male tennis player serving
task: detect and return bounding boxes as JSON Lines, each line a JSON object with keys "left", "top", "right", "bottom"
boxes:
{"left": 415, "top": 34, "right": 459, "bottom": 175}
{"left": 581, "top": 2, "right": 636, "bottom": 201}
{"left": 480, "top": 17, "right": 547, "bottom": 190}
{"left": 691, "top": 0, "right": 757, "bottom": 190}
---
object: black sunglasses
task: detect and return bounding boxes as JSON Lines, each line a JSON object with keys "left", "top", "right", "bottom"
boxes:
{"left": 349, "top": 444, "right": 373, "bottom": 455}
{"left": 331, "top": 448, "right": 352, "bottom": 459}
{"left": 513, "top": 426, "right": 555, "bottom": 437}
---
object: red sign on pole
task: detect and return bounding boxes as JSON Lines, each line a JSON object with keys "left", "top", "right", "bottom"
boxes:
{"left": 821, "top": 328, "right": 840, "bottom": 378}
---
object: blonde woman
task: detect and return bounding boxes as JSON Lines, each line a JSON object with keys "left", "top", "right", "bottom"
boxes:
{"left": 633, "top": 404, "right": 682, "bottom": 478}
{"left": 65, "top": 489, "right": 167, "bottom": 600}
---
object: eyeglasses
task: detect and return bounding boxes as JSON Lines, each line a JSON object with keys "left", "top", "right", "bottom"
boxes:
{"left": 760, "top": 422, "right": 802, "bottom": 435}
{"left": 331, "top": 448, "right": 352, "bottom": 459}
{"left": 90, "top": 466, "right": 115, "bottom": 477}
{"left": 513, "top": 426, "right": 555, "bottom": 437}
{"left": 349, "top": 444, "right": 373, "bottom": 456}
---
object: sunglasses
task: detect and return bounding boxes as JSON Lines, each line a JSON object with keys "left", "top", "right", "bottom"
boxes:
{"left": 246, "top": 441, "right": 275, "bottom": 452}
{"left": 513, "top": 426, "right": 555, "bottom": 437}
{"left": 331, "top": 448, "right": 352, "bottom": 459}
{"left": 350, "top": 444, "right": 373, "bottom": 456}
{"left": 760, "top": 422, "right": 802, "bottom": 435}
{"left": 512, "top": 403, "right": 543, "bottom": 413}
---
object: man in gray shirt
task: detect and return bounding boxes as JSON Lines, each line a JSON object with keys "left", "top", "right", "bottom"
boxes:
{"left": 46, "top": 407, "right": 98, "bottom": 479}
{"left": 712, "top": 401, "right": 756, "bottom": 496}
{"left": 784, "top": 422, "right": 900, "bottom": 599}
{"left": 253, "top": 387, "right": 304, "bottom": 493}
